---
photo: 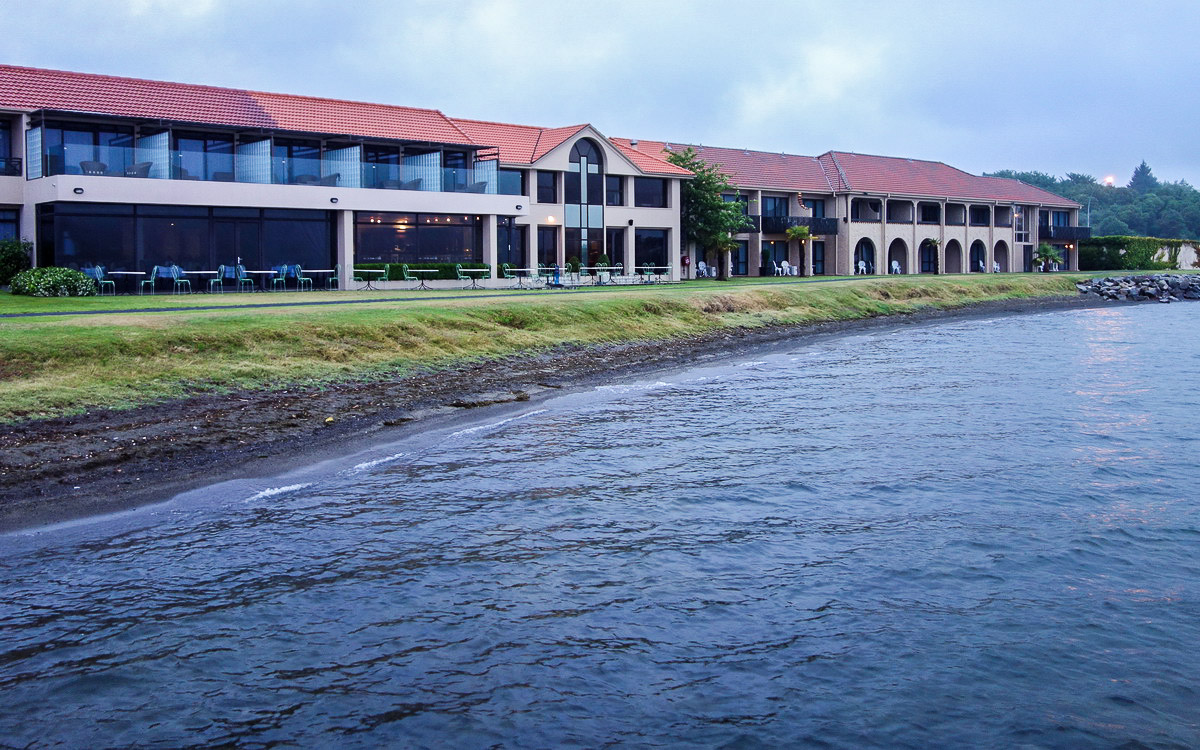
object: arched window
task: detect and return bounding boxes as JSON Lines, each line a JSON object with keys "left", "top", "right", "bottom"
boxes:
{"left": 565, "top": 139, "right": 605, "bottom": 265}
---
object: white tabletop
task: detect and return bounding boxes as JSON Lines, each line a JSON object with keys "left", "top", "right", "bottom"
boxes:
{"left": 186, "top": 270, "right": 219, "bottom": 274}
{"left": 408, "top": 269, "right": 437, "bottom": 274}
{"left": 356, "top": 269, "right": 386, "bottom": 274}
{"left": 462, "top": 268, "right": 489, "bottom": 274}
{"left": 108, "top": 271, "right": 146, "bottom": 275}
{"left": 244, "top": 270, "right": 276, "bottom": 274}
{"left": 307, "top": 269, "right": 336, "bottom": 273}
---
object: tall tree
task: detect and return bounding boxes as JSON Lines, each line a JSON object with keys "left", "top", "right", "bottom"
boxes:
{"left": 1128, "top": 161, "right": 1159, "bottom": 192}
{"left": 666, "top": 147, "right": 747, "bottom": 280}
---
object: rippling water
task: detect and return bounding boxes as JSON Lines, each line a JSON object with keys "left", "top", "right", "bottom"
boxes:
{"left": 3, "top": 304, "right": 1200, "bottom": 748}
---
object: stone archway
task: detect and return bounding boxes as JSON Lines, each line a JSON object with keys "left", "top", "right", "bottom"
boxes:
{"left": 854, "top": 238, "right": 876, "bottom": 274}
{"left": 919, "top": 239, "right": 939, "bottom": 273}
{"left": 994, "top": 240, "right": 1009, "bottom": 272}
{"left": 943, "top": 239, "right": 962, "bottom": 274}
{"left": 969, "top": 240, "right": 987, "bottom": 273}
{"left": 887, "top": 238, "right": 908, "bottom": 274}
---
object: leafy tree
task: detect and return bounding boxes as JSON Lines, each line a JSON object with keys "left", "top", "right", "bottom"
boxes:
{"left": 665, "top": 147, "right": 747, "bottom": 280}
{"left": 1128, "top": 161, "right": 1159, "bottom": 192}
{"left": 1034, "top": 242, "right": 1062, "bottom": 271}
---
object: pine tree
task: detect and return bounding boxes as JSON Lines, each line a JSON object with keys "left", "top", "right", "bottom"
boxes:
{"left": 1128, "top": 161, "right": 1159, "bottom": 192}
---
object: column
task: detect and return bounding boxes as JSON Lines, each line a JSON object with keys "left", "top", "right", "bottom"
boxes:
{"left": 624, "top": 224, "right": 635, "bottom": 272}
{"left": 482, "top": 214, "right": 498, "bottom": 279}
{"left": 335, "top": 209, "right": 354, "bottom": 289}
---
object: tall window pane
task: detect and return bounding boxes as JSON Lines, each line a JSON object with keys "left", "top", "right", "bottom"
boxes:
{"left": 634, "top": 178, "right": 667, "bottom": 208}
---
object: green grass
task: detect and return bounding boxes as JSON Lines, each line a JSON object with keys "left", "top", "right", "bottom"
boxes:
{"left": 0, "top": 273, "right": 1084, "bottom": 421}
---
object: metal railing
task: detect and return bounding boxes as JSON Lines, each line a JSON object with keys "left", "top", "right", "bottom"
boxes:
{"left": 0, "top": 156, "right": 22, "bottom": 177}
{"left": 1038, "top": 225, "right": 1092, "bottom": 240}
{"left": 760, "top": 216, "right": 839, "bottom": 235}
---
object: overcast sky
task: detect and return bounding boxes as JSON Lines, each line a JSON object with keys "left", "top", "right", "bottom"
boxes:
{"left": 4, "top": 0, "right": 1197, "bottom": 185}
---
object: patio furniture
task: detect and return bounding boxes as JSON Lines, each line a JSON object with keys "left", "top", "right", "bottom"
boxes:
{"left": 501, "top": 263, "right": 520, "bottom": 288}
{"left": 319, "top": 173, "right": 339, "bottom": 187}
{"left": 407, "top": 268, "right": 436, "bottom": 290}
{"left": 83, "top": 266, "right": 116, "bottom": 295}
{"left": 80, "top": 160, "right": 108, "bottom": 175}
{"left": 171, "top": 265, "right": 192, "bottom": 294}
{"left": 356, "top": 268, "right": 384, "bottom": 290}
{"left": 399, "top": 178, "right": 423, "bottom": 191}
{"left": 890, "top": 260, "right": 902, "bottom": 274}
{"left": 268, "top": 265, "right": 289, "bottom": 292}
{"left": 291, "top": 265, "right": 313, "bottom": 291}
{"left": 124, "top": 162, "right": 152, "bottom": 178}
{"left": 223, "top": 264, "right": 256, "bottom": 292}
{"left": 455, "top": 264, "right": 472, "bottom": 289}
{"left": 771, "top": 261, "right": 785, "bottom": 276}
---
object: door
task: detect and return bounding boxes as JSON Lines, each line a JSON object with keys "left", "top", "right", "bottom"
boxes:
{"left": 214, "top": 220, "right": 261, "bottom": 269}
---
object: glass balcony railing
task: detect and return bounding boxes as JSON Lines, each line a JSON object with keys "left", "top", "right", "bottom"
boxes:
{"left": 0, "top": 156, "right": 21, "bottom": 177}
{"left": 37, "top": 144, "right": 499, "bottom": 195}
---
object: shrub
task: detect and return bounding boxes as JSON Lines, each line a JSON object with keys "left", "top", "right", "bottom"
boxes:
{"left": 566, "top": 255, "right": 581, "bottom": 273}
{"left": 10, "top": 267, "right": 98, "bottom": 297}
{"left": 0, "top": 238, "right": 33, "bottom": 286}
{"left": 354, "top": 262, "right": 489, "bottom": 281}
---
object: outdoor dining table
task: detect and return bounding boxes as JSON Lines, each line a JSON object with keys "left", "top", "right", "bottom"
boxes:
{"left": 356, "top": 268, "right": 386, "bottom": 290}
{"left": 183, "top": 270, "right": 218, "bottom": 292}
{"left": 579, "top": 266, "right": 620, "bottom": 285}
{"left": 508, "top": 268, "right": 543, "bottom": 289}
{"left": 461, "top": 268, "right": 489, "bottom": 289}
{"left": 107, "top": 270, "right": 145, "bottom": 295}
{"left": 242, "top": 269, "right": 278, "bottom": 291}
{"left": 306, "top": 269, "right": 336, "bottom": 290}
{"left": 407, "top": 269, "right": 436, "bottom": 290}
{"left": 639, "top": 266, "right": 671, "bottom": 283}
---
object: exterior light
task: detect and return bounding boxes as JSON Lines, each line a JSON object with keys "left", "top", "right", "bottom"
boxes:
{"left": 330, "top": 197, "right": 338, "bottom": 204}
{"left": 547, "top": 216, "right": 556, "bottom": 223}
{"left": 73, "top": 187, "right": 84, "bottom": 194}
{"left": 516, "top": 204, "right": 523, "bottom": 210}
{"left": 1103, "top": 175, "right": 1116, "bottom": 187}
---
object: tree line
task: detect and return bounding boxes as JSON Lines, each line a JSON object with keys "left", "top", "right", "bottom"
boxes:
{"left": 985, "top": 162, "right": 1200, "bottom": 241}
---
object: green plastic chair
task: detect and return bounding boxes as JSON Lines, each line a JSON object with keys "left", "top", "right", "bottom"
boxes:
{"left": 500, "top": 263, "right": 521, "bottom": 288}
{"left": 455, "top": 263, "right": 471, "bottom": 288}
{"left": 140, "top": 266, "right": 161, "bottom": 294}
{"left": 233, "top": 264, "right": 256, "bottom": 292}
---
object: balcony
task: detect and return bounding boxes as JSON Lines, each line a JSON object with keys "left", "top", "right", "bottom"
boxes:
{"left": 36, "top": 144, "right": 498, "bottom": 194}
{"left": 738, "top": 214, "right": 761, "bottom": 233}
{"left": 0, "top": 156, "right": 21, "bottom": 177}
{"left": 760, "top": 216, "right": 838, "bottom": 235}
{"left": 1038, "top": 225, "right": 1092, "bottom": 240}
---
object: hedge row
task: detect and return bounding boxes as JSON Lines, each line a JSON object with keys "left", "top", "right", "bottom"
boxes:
{"left": 353, "top": 262, "right": 489, "bottom": 281}
{"left": 10, "top": 267, "right": 98, "bottom": 297}
{"left": 1078, "top": 235, "right": 1186, "bottom": 271}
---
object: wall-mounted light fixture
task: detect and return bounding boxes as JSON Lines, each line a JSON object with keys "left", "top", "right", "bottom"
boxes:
{"left": 73, "top": 187, "right": 84, "bottom": 195}
{"left": 628, "top": 219, "right": 634, "bottom": 226}
{"left": 330, "top": 197, "right": 338, "bottom": 204}
{"left": 515, "top": 205, "right": 523, "bottom": 211}
{"left": 547, "top": 216, "right": 556, "bottom": 223}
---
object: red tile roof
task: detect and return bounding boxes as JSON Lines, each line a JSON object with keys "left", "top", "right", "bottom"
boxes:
{"left": 0, "top": 64, "right": 474, "bottom": 145}
{"left": 608, "top": 139, "right": 693, "bottom": 177}
{"left": 820, "top": 151, "right": 1079, "bottom": 207}
{"left": 613, "top": 139, "right": 831, "bottom": 192}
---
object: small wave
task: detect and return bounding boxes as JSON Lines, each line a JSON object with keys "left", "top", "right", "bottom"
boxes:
{"left": 593, "top": 381, "right": 674, "bottom": 394}
{"left": 244, "top": 483, "right": 312, "bottom": 502}
{"left": 350, "top": 452, "right": 406, "bottom": 472}
{"left": 736, "top": 360, "right": 768, "bottom": 367}
{"left": 449, "top": 409, "right": 548, "bottom": 438}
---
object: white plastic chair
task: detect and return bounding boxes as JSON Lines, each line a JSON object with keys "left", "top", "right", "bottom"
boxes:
{"left": 890, "top": 260, "right": 901, "bottom": 274}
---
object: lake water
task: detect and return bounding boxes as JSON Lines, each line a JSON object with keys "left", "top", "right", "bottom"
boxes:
{"left": 3, "top": 303, "right": 1199, "bottom": 748}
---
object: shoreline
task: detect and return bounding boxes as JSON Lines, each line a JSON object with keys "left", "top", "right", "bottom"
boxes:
{"left": 0, "top": 294, "right": 1107, "bottom": 532}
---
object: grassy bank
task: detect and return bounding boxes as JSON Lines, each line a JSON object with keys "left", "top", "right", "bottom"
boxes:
{"left": 0, "top": 274, "right": 1082, "bottom": 421}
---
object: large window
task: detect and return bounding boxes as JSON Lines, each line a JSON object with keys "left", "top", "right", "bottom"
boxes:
{"left": 565, "top": 139, "right": 604, "bottom": 264}
{"left": 536, "top": 171, "right": 557, "bottom": 203}
{"left": 634, "top": 178, "right": 667, "bottom": 208}
{"left": 811, "top": 240, "right": 826, "bottom": 275}
{"left": 355, "top": 212, "right": 482, "bottom": 264}
{"left": 362, "top": 145, "right": 401, "bottom": 189}
{"left": 802, "top": 198, "right": 825, "bottom": 218}
{"left": 1052, "top": 210, "right": 1070, "bottom": 227}
{"left": 0, "top": 209, "right": 18, "bottom": 242}
{"left": 42, "top": 121, "right": 134, "bottom": 176}
{"left": 271, "top": 138, "right": 321, "bottom": 185}
{"left": 634, "top": 228, "right": 668, "bottom": 267}
{"left": 537, "top": 226, "right": 558, "bottom": 267}
{"left": 36, "top": 202, "right": 334, "bottom": 272}
{"left": 173, "top": 132, "right": 234, "bottom": 181}
{"left": 762, "top": 239, "right": 788, "bottom": 267}
{"left": 498, "top": 169, "right": 525, "bottom": 196}
{"left": 605, "top": 228, "right": 625, "bottom": 267}
{"left": 762, "top": 196, "right": 789, "bottom": 217}
{"left": 733, "top": 240, "right": 748, "bottom": 275}
{"left": 606, "top": 175, "right": 624, "bottom": 206}
{"left": 0, "top": 120, "right": 10, "bottom": 159}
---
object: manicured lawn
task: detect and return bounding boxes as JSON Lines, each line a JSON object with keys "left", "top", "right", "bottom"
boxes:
{"left": 0, "top": 273, "right": 1084, "bottom": 421}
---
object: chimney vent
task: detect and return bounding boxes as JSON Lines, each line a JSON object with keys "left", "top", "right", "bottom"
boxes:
{"left": 630, "top": 139, "right": 639, "bottom": 149}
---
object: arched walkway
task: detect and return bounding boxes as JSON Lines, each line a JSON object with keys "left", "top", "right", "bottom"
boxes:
{"left": 919, "top": 239, "right": 939, "bottom": 273}
{"left": 854, "top": 238, "right": 876, "bottom": 275}
{"left": 969, "top": 240, "right": 987, "bottom": 273}
{"left": 887, "top": 239, "right": 908, "bottom": 274}
{"left": 943, "top": 239, "right": 962, "bottom": 274}
{"left": 993, "top": 240, "right": 1009, "bottom": 272}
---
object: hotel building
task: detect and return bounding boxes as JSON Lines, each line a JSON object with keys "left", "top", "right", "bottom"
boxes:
{"left": 0, "top": 64, "right": 1085, "bottom": 285}
{"left": 614, "top": 141, "right": 1088, "bottom": 277}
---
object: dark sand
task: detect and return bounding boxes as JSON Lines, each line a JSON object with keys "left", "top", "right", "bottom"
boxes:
{"left": 0, "top": 295, "right": 1107, "bottom": 532}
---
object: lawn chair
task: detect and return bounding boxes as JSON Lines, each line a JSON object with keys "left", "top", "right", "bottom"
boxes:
{"left": 290, "top": 265, "right": 313, "bottom": 291}
{"left": 400, "top": 263, "right": 421, "bottom": 289}
{"left": 83, "top": 266, "right": 116, "bottom": 295}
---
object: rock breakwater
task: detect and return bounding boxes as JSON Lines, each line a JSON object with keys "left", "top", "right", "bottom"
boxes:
{"left": 1076, "top": 274, "right": 1200, "bottom": 303}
